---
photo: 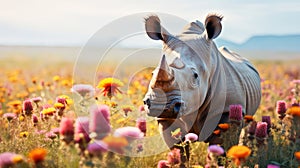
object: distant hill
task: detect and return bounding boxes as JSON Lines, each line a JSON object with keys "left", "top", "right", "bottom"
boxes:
{"left": 216, "top": 35, "right": 300, "bottom": 52}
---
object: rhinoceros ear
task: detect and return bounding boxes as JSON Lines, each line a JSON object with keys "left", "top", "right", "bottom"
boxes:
{"left": 145, "top": 15, "right": 172, "bottom": 42}
{"left": 204, "top": 14, "right": 223, "bottom": 40}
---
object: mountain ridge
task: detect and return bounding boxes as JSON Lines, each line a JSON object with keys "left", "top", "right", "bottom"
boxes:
{"left": 216, "top": 34, "right": 300, "bottom": 52}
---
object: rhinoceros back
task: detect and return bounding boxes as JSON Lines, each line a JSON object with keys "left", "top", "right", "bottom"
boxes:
{"left": 219, "top": 46, "right": 261, "bottom": 116}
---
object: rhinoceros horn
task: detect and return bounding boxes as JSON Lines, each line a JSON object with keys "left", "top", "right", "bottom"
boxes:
{"left": 152, "top": 55, "right": 174, "bottom": 91}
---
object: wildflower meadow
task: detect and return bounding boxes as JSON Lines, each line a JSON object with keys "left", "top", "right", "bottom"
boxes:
{"left": 0, "top": 56, "right": 300, "bottom": 168}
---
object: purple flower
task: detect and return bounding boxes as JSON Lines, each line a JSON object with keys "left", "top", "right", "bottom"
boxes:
{"left": 89, "top": 105, "right": 111, "bottom": 140}
{"left": 32, "top": 114, "right": 38, "bottom": 125}
{"left": 0, "top": 152, "right": 22, "bottom": 167}
{"left": 74, "top": 117, "right": 90, "bottom": 144}
{"left": 167, "top": 148, "right": 181, "bottom": 165}
{"left": 229, "top": 104, "right": 243, "bottom": 121}
{"left": 157, "top": 160, "right": 170, "bottom": 168}
{"left": 255, "top": 122, "right": 268, "bottom": 138}
{"left": 59, "top": 117, "right": 74, "bottom": 144}
{"left": 114, "top": 127, "right": 143, "bottom": 143}
{"left": 207, "top": 145, "right": 224, "bottom": 156}
{"left": 136, "top": 117, "right": 147, "bottom": 136}
{"left": 184, "top": 133, "right": 198, "bottom": 142}
{"left": 71, "top": 84, "right": 95, "bottom": 98}
{"left": 136, "top": 144, "right": 143, "bottom": 153}
{"left": 267, "top": 164, "right": 280, "bottom": 168}
{"left": 87, "top": 140, "right": 108, "bottom": 156}
{"left": 3, "top": 113, "right": 17, "bottom": 122}
{"left": 262, "top": 116, "right": 271, "bottom": 130}
{"left": 45, "top": 132, "right": 57, "bottom": 139}
{"left": 276, "top": 100, "right": 287, "bottom": 115}
{"left": 23, "top": 99, "right": 33, "bottom": 115}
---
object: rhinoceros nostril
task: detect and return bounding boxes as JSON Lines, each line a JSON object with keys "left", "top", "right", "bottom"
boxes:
{"left": 174, "top": 103, "right": 181, "bottom": 113}
{"left": 144, "top": 98, "right": 151, "bottom": 109}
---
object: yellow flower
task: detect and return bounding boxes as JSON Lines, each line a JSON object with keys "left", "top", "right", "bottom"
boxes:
{"left": 7, "top": 100, "right": 22, "bottom": 107}
{"left": 53, "top": 75, "right": 60, "bottom": 82}
{"left": 20, "top": 131, "right": 29, "bottom": 138}
{"left": 57, "top": 95, "right": 73, "bottom": 106}
{"left": 213, "top": 129, "right": 221, "bottom": 135}
{"left": 19, "top": 115, "right": 25, "bottom": 121}
{"left": 102, "top": 136, "right": 128, "bottom": 153}
{"left": 244, "top": 115, "right": 254, "bottom": 122}
{"left": 218, "top": 123, "right": 230, "bottom": 131}
{"left": 12, "top": 155, "right": 24, "bottom": 164}
{"left": 54, "top": 102, "right": 65, "bottom": 109}
{"left": 227, "top": 145, "right": 251, "bottom": 166}
{"left": 42, "top": 107, "right": 56, "bottom": 115}
{"left": 28, "top": 148, "right": 47, "bottom": 163}
{"left": 97, "top": 78, "right": 124, "bottom": 99}
{"left": 287, "top": 105, "right": 300, "bottom": 117}
{"left": 295, "top": 151, "right": 300, "bottom": 160}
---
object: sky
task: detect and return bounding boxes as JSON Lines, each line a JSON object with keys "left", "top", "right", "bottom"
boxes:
{"left": 0, "top": 0, "right": 300, "bottom": 46}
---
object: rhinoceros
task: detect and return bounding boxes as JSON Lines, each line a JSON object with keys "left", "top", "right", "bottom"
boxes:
{"left": 143, "top": 14, "right": 261, "bottom": 148}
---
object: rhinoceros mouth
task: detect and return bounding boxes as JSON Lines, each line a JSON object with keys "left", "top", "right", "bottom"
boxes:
{"left": 145, "top": 98, "right": 184, "bottom": 119}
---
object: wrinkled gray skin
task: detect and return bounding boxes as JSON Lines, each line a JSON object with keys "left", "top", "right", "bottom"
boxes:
{"left": 143, "top": 14, "right": 261, "bottom": 148}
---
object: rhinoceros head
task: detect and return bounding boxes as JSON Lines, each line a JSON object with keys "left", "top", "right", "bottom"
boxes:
{"left": 143, "top": 14, "right": 223, "bottom": 119}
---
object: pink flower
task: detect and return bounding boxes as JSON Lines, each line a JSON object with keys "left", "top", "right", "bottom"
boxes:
{"left": 138, "top": 105, "right": 145, "bottom": 112}
{"left": 114, "top": 127, "right": 143, "bottom": 143}
{"left": 276, "top": 100, "right": 287, "bottom": 115}
{"left": 293, "top": 79, "right": 300, "bottom": 84}
{"left": 184, "top": 133, "right": 198, "bottom": 142}
{"left": 59, "top": 117, "right": 74, "bottom": 144}
{"left": 229, "top": 104, "right": 243, "bottom": 121}
{"left": 87, "top": 141, "right": 108, "bottom": 156}
{"left": 23, "top": 99, "right": 33, "bottom": 116}
{"left": 51, "top": 128, "right": 60, "bottom": 135}
{"left": 207, "top": 145, "right": 224, "bottom": 156}
{"left": 0, "top": 152, "right": 22, "bottom": 167}
{"left": 71, "top": 84, "right": 95, "bottom": 98}
{"left": 35, "top": 129, "right": 47, "bottom": 135}
{"left": 89, "top": 105, "right": 111, "bottom": 140}
{"left": 267, "top": 164, "right": 280, "bottom": 168}
{"left": 157, "top": 160, "right": 170, "bottom": 168}
{"left": 56, "top": 97, "right": 66, "bottom": 105}
{"left": 3, "top": 113, "right": 17, "bottom": 122}
{"left": 262, "top": 116, "right": 271, "bottom": 130}
{"left": 31, "top": 97, "right": 42, "bottom": 103}
{"left": 167, "top": 148, "right": 181, "bottom": 165}
{"left": 255, "top": 122, "right": 268, "bottom": 138}
{"left": 136, "top": 117, "right": 147, "bottom": 136}
{"left": 45, "top": 132, "right": 57, "bottom": 139}
{"left": 74, "top": 117, "right": 90, "bottom": 144}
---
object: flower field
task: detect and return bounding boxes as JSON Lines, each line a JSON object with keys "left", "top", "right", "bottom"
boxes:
{"left": 0, "top": 56, "right": 300, "bottom": 168}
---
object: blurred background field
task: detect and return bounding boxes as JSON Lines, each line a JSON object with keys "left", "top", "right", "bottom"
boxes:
{"left": 0, "top": 44, "right": 300, "bottom": 167}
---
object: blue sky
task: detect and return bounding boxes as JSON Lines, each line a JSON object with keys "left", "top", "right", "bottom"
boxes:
{"left": 0, "top": 0, "right": 300, "bottom": 46}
